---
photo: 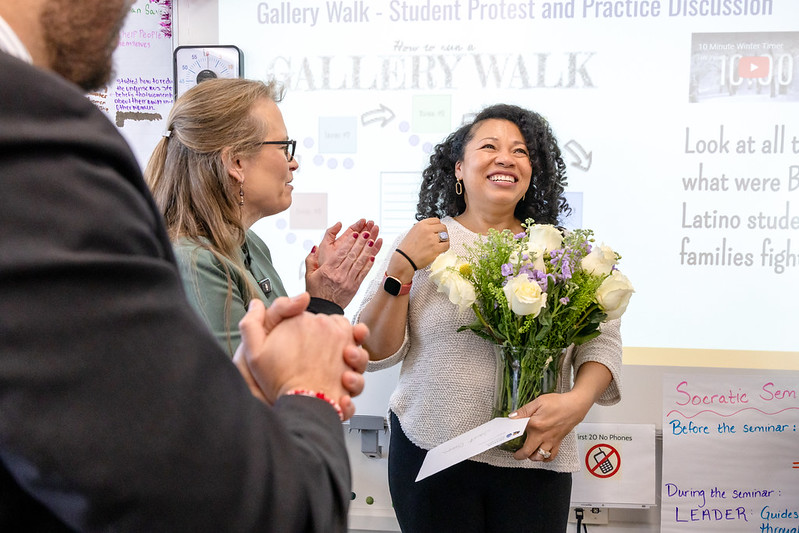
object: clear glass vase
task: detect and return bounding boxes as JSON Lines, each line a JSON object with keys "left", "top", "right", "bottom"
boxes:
{"left": 492, "top": 344, "right": 562, "bottom": 452}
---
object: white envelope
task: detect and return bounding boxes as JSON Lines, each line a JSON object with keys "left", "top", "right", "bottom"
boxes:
{"left": 416, "top": 416, "right": 530, "bottom": 482}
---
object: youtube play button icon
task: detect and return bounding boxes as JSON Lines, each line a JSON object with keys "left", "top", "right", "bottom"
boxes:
{"left": 738, "top": 56, "right": 770, "bottom": 79}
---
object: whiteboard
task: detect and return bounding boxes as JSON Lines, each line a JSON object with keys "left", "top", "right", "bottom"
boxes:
{"left": 661, "top": 372, "right": 799, "bottom": 532}
{"left": 92, "top": 0, "right": 173, "bottom": 167}
{"left": 214, "top": 0, "right": 799, "bottom": 371}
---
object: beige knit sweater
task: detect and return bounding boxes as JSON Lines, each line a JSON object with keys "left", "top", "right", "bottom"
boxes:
{"left": 355, "top": 217, "right": 622, "bottom": 472}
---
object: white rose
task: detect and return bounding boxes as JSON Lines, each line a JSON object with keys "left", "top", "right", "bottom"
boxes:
{"left": 526, "top": 244, "right": 547, "bottom": 272}
{"left": 428, "top": 250, "right": 476, "bottom": 311}
{"left": 581, "top": 243, "right": 618, "bottom": 276}
{"left": 436, "top": 270, "right": 476, "bottom": 311}
{"left": 428, "top": 250, "right": 459, "bottom": 286}
{"left": 596, "top": 271, "right": 635, "bottom": 320}
{"left": 527, "top": 224, "right": 563, "bottom": 252}
{"left": 503, "top": 274, "right": 547, "bottom": 317}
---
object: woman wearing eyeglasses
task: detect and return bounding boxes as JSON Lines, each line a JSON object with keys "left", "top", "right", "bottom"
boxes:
{"left": 146, "top": 78, "right": 382, "bottom": 355}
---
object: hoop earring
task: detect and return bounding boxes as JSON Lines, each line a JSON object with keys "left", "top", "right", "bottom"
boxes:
{"left": 455, "top": 180, "right": 463, "bottom": 196}
{"left": 239, "top": 183, "right": 245, "bottom": 206}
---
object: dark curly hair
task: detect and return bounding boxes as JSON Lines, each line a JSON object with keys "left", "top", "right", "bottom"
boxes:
{"left": 416, "top": 104, "right": 570, "bottom": 224}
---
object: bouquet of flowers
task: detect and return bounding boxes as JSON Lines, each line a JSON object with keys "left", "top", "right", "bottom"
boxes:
{"left": 429, "top": 220, "right": 634, "bottom": 450}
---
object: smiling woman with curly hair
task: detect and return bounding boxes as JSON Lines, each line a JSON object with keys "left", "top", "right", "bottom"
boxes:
{"left": 416, "top": 104, "right": 571, "bottom": 225}
{"left": 356, "top": 104, "right": 622, "bottom": 533}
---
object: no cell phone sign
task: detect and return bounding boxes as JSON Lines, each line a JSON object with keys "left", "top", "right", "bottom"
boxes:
{"left": 585, "top": 444, "right": 620, "bottom": 479}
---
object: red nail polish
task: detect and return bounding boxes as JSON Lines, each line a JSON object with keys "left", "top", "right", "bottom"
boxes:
{"left": 311, "top": 246, "right": 317, "bottom": 253}
{"left": 368, "top": 241, "right": 374, "bottom": 247}
{"left": 353, "top": 232, "right": 359, "bottom": 239}
{"left": 370, "top": 257, "right": 375, "bottom": 262}
{"left": 362, "top": 232, "right": 370, "bottom": 239}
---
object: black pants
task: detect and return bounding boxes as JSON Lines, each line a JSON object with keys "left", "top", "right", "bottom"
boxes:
{"left": 388, "top": 412, "right": 572, "bottom": 533}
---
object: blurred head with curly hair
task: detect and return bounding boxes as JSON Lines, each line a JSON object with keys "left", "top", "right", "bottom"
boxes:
{"left": 416, "top": 104, "right": 570, "bottom": 226}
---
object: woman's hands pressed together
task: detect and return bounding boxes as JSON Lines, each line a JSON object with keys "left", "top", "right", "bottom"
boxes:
{"left": 233, "top": 293, "right": 370, "bottom": 420}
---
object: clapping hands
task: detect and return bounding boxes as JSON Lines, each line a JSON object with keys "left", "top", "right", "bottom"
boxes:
{"left": 305, "top": 219, "right": 383, "bottom": 309}
{"left": 233, "top": 294, "right": 369, "bottom": 420}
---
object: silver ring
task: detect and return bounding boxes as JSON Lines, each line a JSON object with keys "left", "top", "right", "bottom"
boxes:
{"left": 438, "top": 231, "right": 449, "bottom": 242}
{"left": 537, "top": 448, "right": 551, "bottom": 459}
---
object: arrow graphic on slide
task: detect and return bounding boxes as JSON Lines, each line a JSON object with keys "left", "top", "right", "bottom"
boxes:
{"left": 564, "top": 140, "right": 592, "bottom": 172}
{"left": 361, "top": 104, "right": 395, "bottom": 127}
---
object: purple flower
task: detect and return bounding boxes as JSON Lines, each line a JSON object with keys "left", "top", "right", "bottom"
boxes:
{"left": 547, "top": 247, "right": 577, "bottom": 280}
{"left": 562, "top": 260, "right": 572, "bottom": 279}
{"left": 514, "top": 231, "right": 526, "bottom": 239}
{"left": 560, "top": 297, "right": 570, "bottom": 305}
{"left": 518, "top": 263, "right": 535, "bottom": 278}
{"left": 501, "top": 263, "right": 514, "bottom": 277}
{"left": 529, "top": 269, "right": 548, "bottom": 292}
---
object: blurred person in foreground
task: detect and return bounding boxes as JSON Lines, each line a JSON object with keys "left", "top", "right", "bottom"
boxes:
{"left": 0, "top": 1, "right": 368, "bottom": 531}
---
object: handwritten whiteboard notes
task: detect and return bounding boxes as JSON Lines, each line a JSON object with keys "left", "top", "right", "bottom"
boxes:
{"left": 113, "top": 77, "right": 172, "bottom": 126}
{"left": 661, "top": 373, "right": 799, "bottom": 532}
{"left": 90, "top": 0, "right": 173, "bottom": 166}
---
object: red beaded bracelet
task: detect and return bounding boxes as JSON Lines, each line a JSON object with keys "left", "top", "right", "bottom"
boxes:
{"left": 285, "top": 389, "right": 344, "bottom": 421}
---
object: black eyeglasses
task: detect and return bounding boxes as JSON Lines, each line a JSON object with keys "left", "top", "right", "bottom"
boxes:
{"left": 260, "top": 139, "right": 296, "bottom": 162}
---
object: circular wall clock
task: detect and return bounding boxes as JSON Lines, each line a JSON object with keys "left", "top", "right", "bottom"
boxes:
{"left": 173, "top": 45, "right": 244, "bottom": 98}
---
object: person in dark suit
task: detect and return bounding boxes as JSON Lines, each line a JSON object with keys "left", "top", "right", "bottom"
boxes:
{"left": 0, "top": 1, "right": 368, "bottom": 531}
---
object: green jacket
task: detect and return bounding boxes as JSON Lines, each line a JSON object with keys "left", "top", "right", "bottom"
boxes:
{"left": 174, "top": 230, "right": 343, "bottom": 356}
{"left": 174, "top": 230, "right": 287, "bottom": 356}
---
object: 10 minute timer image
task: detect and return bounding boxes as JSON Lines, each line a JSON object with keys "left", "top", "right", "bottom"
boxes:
{"left": 173, "top": 45, "right": 244, "bottom": 98}
{"left": 688, "top": 32, "right": 799, "bottom": 103}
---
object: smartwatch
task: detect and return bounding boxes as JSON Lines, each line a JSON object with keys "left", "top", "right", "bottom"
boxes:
{"left": 382, "top": 272, "right": 412, "bottom": 296}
